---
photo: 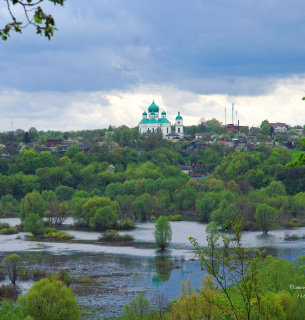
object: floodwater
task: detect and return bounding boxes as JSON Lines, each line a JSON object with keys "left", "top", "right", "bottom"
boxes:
{"left": 1, "top": 218, "right": 305, "bottom": 319}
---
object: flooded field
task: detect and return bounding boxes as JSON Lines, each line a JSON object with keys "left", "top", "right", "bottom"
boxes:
{"left": 1, "top": 218, "right": 305, "bottom": 318}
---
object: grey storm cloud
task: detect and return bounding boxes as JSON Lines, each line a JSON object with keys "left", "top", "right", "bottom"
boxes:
{"left": 1, "top": 0, "right": 305, "bottom": 96}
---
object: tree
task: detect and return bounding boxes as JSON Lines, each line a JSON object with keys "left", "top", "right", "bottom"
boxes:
{"left": 255, "top": 203, "right": 276, "bottom": 234}
{"left": 18, "top": 277, "right": 80, "bottom": 320}
{"left": 23, "top": 213, "right": 44, "bottom": 235}
{"left": 121, "top": 293, "right": 150, "bottom": 320}
{"left": 55, "top": 185, "right": 74, "bottom": 201}
{"left": 189, "top": 218, "right": 262, "bottom": 320}
{"left": 154, "top": 216, "right": 172, "bottom": 250}
{"left": 89, "top": 206, "right": 119, "bottom": 230}
{"left": 81, "top": 196, "right": 113, "bottom": 225}
{"left": 20, "top": 191, "right": 45, "bottom": 222}
{"left": 196, "top": 194, "right": 216, "bottom": 222}
{"left": 0, "top": 301, "right": 33, "bottom": 320}
{"left": 1, "top": 0, "right": 64, "bottom": 41}
{"left": 3, "top": 253, "right": 22, "bottom": 284}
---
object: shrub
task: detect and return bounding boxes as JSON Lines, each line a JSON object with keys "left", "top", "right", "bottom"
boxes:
{"left": 32, "top": 269, "right": 47, "bottom": 280}
{"left": 81, "top": 276, "right": 92, "bottom": 283}
{"left": 121, "top": 293, "right": 150, "bottom": 319}
{"left": 43, "top": 232, "right": 73, "bottom": 240}
{"left": 0, "top": 223, "right": 10, "bottom": 230}
{"left": 43, "top": 228, "right": 57, "bottom": 234}
{"left": 0, "top": 228, "right": 19, "bottom": 235}
{"left": 284, "top": 233, "right": 300, "bottom": 241}
{"left": 168, "top": 214, "right": 182, "bottom": 221}
{"left": 0, "top": 284, "right": 20, "bottom": 301}
{"left": 99, "top": 229, "right": 134, "bottom": 242}
{"left": 20, "top": 269, "right": 31, "bottom": 281}
{"left": 117, "top": 218, "right": 134, "bottom": 230}
{"left": 56, "top": 269, "right": 71, "bottom": 287}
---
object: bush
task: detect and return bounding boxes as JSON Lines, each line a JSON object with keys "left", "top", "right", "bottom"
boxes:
{"left": 121, "top": 293, "right": 151, "bottom": 319}
{"left": 18, "top": 277, "right": 80, "bottom": 320}
{"left": 0, "top": 228, "right": 19, "bottom": 235}
{"left": 99, "top": 229, "right": 134, "bottom": 242}
{"left": 117, "top": 218, "right": 134, "bottom": 230}
{"left": 284, "top": 233, "right": 300, "bottom": 241}
{"left": 56, "top": 269, "right": 71, "bottom": 287}
{"left": 168, "top": 214, "right": 182, "bottom": 221}
{"left": 32, "top": 269, "right": 47, "bottom": 281}
{"left": 43, "top": 232, "right": 73, "bottom": 240}
{"left": 20, "top": 269, "right": 31, "bottom": 281}
{"left": 81, "top": 276, "right": 92, "bottom": 283}
{"left": 0, "top": 223, "right": 10, "bottom": 230}
{"left": 0, "top": 284, "right": 20, "bottom": 301}
{"left": 43, "top": 228, "right": 57, "bottom": 234}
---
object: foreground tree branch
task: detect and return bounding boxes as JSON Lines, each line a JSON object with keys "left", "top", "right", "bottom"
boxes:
{"left": 1, "top": 0, "right": 65, "bottom": 40}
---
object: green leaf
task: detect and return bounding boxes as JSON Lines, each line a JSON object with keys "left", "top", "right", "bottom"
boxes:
{"left": 2, "top": 35, "right": 7, "bottom": 41}
{"left": 34, "top": 15, "right": 42, "bottom": 24}
{"left": 302, "top": 97, "right": 305, "bottom": 101}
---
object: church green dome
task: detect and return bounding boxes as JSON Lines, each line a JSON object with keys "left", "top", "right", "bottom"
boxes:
{"left": 176, "top": 111, "right": 182, "bottom": 120}
{"left": 142, "top": 111, "right": 147, "bottom": 115}
{"left": 148, "top": 101, "right": 159, "bottom": 113}
{"left": 161, "top": 111, "right": 166, "bottom": 115}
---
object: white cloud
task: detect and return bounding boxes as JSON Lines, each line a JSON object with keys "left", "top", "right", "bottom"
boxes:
{"left": 0, "top": 75, "right": 305, "bottom": 132}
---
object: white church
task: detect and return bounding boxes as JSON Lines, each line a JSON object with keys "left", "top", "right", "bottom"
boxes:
{"left": 139, "top": 101, "right": 184, "bottom": 139}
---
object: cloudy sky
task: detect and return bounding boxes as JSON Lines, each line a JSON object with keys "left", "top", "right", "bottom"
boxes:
{"left": 1, "top": 0, "right": 305, "bottom": 132}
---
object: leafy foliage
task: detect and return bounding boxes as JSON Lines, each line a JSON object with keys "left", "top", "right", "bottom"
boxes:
{"left": 18, "top": 277, "right": 80, "bottom": 320}
{"left": 1, "top": 0, "right": 65, "bottom": 41}
{"left": 3, "top": 254, "right": 22, "bottom": 284}
{"left": 154, "top": 216, "right": 172, "bottom": 250}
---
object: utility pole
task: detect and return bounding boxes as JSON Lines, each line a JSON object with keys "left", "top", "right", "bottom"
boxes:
{"left": 225, "top": 107, "right": 226, "bottom": 126}
{"left": 232, "top": 103, "right": 234, "bottom": 125}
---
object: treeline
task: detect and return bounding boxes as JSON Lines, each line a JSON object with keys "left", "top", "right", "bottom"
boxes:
{"left": 1, "top": 133, "right": 305, "bottom": 232}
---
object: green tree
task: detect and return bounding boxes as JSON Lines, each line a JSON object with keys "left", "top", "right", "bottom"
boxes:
{"left": 154, "top": 216, "right": 172, "bottom": 250}
{"left": 205, "top": 221, "right": 219, "bottom": 238}
{"left": 0, "top": 301, "right": 33, "bottom": 320}
{"left": 255, "top": 203, "right": 277, "bottom": 234}
{"left": 81, "top": 196, "right": 113, "bottom": 225}
{"left": 3, "top": 253, "right": 22, "bottom": 284}
{"left": 18, "top": 149, "right": 38, "bottom": 174}
{"left": 121, "top": 293, "right": 150, "bottom": 320}
{"left": 65, "top": 145, "right": 79, "bottom": 159}
{"left": 196, "top": 194, "right": 216, "bottom": 222}
{"left": 1, "top": 0, "right": 64, "bottom": 40}
{"left": 23, "top": 213, "right": 44, "bottom": 235}
{"left": 18, "top": 277, "right": 80, "bottom": 320}
{"left": 89, "top": 206, "right": 119, "bottom": 230}
{"left": 265, "top": 180, "right": 286, "bottom": 197}
{"left": 20, "top": 191, "right": 45, "bottom": 222}
{"left": 190, "top": 218, "right": 262, "bottom": 320}
{"left": 55, "top": 185, "right": 74, "bottom": 201}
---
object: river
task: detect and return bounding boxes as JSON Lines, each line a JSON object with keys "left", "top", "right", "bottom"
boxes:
{"left": 0, "top": 218, "right": 304, "bottom": 319}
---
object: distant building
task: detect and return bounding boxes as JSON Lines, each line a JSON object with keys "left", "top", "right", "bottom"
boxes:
{"left": 47, "top": 138, "right": 62, "bottom": 148}
{"left": 139, "top": 101, "right": 184, "bottom": 138}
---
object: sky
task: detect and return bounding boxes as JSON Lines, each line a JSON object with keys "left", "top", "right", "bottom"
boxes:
{"left": 1, "top": 0, "right": 305, "bottom": 132}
